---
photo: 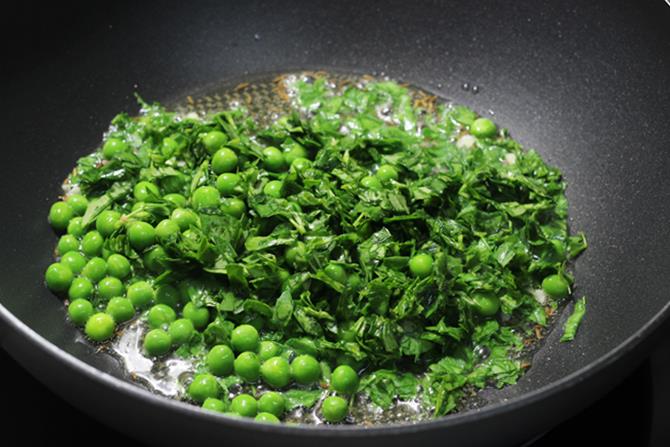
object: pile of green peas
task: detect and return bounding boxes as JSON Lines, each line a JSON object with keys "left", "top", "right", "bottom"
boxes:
{"left": 45, "top": 130, "right": 366, "bottom": 423}
{"left": 45, "top": 187, "right": 213, "bottom": 349}
{"left": 188, "top": 323, "right": 360, "bottom": 423}
{"left": 44, "top": 130, "right": 310, "bottom": 348}
{"left": 46, "top": 120, "right": 569, "bottom": 425}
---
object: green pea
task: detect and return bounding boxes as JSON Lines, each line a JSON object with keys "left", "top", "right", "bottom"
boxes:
{"left": 470, "top": 117, "right": 497, "bottom": 138}
{"left": 282, "top": 142, "right": 308, "bottom": 165}
{"left": 212, "top": 148, "right": 239, "bottom": 174}
{"left": 133, "top": 181, "right": 161, "bottom": 202}
{"left": 168, "top": 318, "right": 195, "bottom": 345}
{"left": 96, "top": 210, "right": 122, "bottom": 237}
{"left": 324, "top": 263, "right": 347, "bottom": 284}
{"left": 290, "top": 355, "right": 321, "bottom": 385}
{"left": 81, "top": 256, "right": 107, "bottom": 282}
{"left": 160, "top": 136, "right": 180, "bottom": 158}
{"left": 85, "top": 313, "right": 116, "bottom": 342}
{"left": 263, "top": 180, "right": 284, "bottom": 198}
{"left": 97, "top": 276, "right": 125, "bottom": 300}
{"left": 192, "top": 186, "right": 221, "bottom": 209}
{"left": 66, "top": 217, "right": 86, "bottom": 237}
{"left": 262, "top": 146, "right": 286, "bottom": 172}
{"left": 260, "top": 356, "right": 291, "bottom": 388}
{"left": 221, "top": 198, "right": 246, "bottom": 218}
{"left": 81, "top": 231, "right": 104, "bottom": 257}
{"left": 542, "top": 274, "right": 570, "bottom": 299}
{"left": 155, "top": 219, "right": 180, "bottom": 241}
{"left": 291, "top": 157, "right": 311, "bottom": 172}
{"left": 57, "top": 235, "right": 80, "bottom": 255}
{"left": 102, "top": 137, "right": 129, "bottom": 159}
{"left": 162, "top": 176, "right": 186, "bottom": 195}
{"left": 230, "top": 394, "right": 258, "bottom": 418}
{"left": 45, "top": 262, "right": 74, "bottom": 293}
{"left": 347, "top": 274, "right": 362, "bottom": 290}
{"left": 127, "top": 281, "right": 155, "bottom": 309}
{"left": 66, "top": 194, "right": 88, "bottom": 216}
{"left": 216, "top": 173, "right": 241, "bottom": 196}
{"left": 321, "top": 396, "right": 348, "bottom": 423}
{"left": 49, "top": 201, "right": 74, "bottom": 232}
{"left": 182, "top": 302, "right": 210, "bottom": 330}
{"left": 231, "top": 324, "right": 260, "bottom": 352}
{"left": 127, "top": 221, "right": 156, "bottom": 251}
{"left": 331, "top": 365, "right": 359, "bottom": 394}
{"left": 163, "top": 193, "right": 188, "bottom": 208}
{"left": 375, "top": 164, "right": 398, "bottom": 182}
{"left": 143, "top": 329, "right": 172, "bottom": 356}
{"left": 60, "top": 251, "right": 87, "bottom": 274}
{"left": 202, "top": 398, "right": 227, "bottom": 413}
{"left": 285, "top": 242, "right": 306, "bottom": 268}
{"left": 170, "top": 208, "right": 198, "bottom": 238}
{"left": 258, "top": 392, "right": 285, "bottom": 418}
{"left": 234, "top": 351, "right": 261, "bottom": 382}
{"left": 360, "top": 175, "right": 382, "bottom": 190}
{"left": 258, "top": 340, "right": 282, "bottom": 362}
{"left": 409, "top": 253, "right": 433, "bottom": 278}
{"left": 206, "top": 344, "right": 235, "bottom": 376}
{"left": 106, "top": 253, "right": 131, "bottom": 279}
{"left": 188, "top": 373, "right": 220, "bottom": 403}
{"left": 106, "top": 297, "right": 135, "bottom": 323}
{"left": 68, "top": 299, "right": 94, "bottom": 326}
{"left": 154, "top": 284, "right": 179, "bottom": 309}
{"left": 68, "top": 276, "right": 94, "bottom": 300}
{"left": 471, "top": 293, "right": 501, "bottom": 316}
{"left": 255, "top": 412, "right": 280, "bottom": 423}
{"left": 147, "top": 304, "right": 177, "bottom": 329}
{"left": 202, "top": 130, "right": 228, "bottom": 154}
{"left": 143, "top": 246, "right": 168, "bottom": 273}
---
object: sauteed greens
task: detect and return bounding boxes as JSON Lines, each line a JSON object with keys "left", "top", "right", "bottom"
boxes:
{"left": 45, "top": 74, "right": 587, "bottom": 424}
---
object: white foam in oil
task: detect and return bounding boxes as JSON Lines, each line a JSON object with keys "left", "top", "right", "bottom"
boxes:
{"left": 113, "top": 318, "right": 194, "bottom": 398}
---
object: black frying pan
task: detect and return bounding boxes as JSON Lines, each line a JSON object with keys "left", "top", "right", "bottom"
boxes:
{"left": 2, "top": 1, "right": 670, "bottom": 445}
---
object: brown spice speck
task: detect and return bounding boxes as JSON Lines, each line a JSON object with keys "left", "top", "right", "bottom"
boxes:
{"left": 234, "top": 82, "right": 250, "bottom": 92}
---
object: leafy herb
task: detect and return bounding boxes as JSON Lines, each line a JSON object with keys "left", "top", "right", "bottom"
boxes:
{"left": 284, "top": 389, "right": 324, "bottom": 410}
{"left": 560, "top": 297, "right": 587, "bottom": 342}
{"left": 60, "top": 73, "right": 587, "bottom": 420}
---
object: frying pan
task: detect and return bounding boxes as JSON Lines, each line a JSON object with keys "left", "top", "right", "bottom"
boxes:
{"left": 2, "top": 1, "right": 670, "bottom": 445}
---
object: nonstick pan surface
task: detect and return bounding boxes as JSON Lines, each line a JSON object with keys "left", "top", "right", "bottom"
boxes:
{"left": 2, "top": 1, "right": 670, "bottom": 446}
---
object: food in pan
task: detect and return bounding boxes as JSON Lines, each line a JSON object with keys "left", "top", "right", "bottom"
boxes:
{"left": 44, "top": 73, "right": 587, "bottom": 424}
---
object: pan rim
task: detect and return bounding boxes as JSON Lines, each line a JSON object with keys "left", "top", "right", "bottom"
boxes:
{"left": 2, "top": 299, "right": 669, "bottom": 436}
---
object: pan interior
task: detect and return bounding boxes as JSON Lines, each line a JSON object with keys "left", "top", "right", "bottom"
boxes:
{"left": 2, "top": 0, "right": 670, "bottom": 436}
{"left": 11, "top": 69, "right": 587, "bottom": 424}
{"left": 4, "top": 64, "right": 669, "bottom": 422}
{"left": 86, "top": 70, "right": 578, "bottom": 424}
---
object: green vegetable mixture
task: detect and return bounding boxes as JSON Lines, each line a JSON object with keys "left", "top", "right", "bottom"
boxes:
{"left": 45, "top": 73, "right": 587, "bottom": 423}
